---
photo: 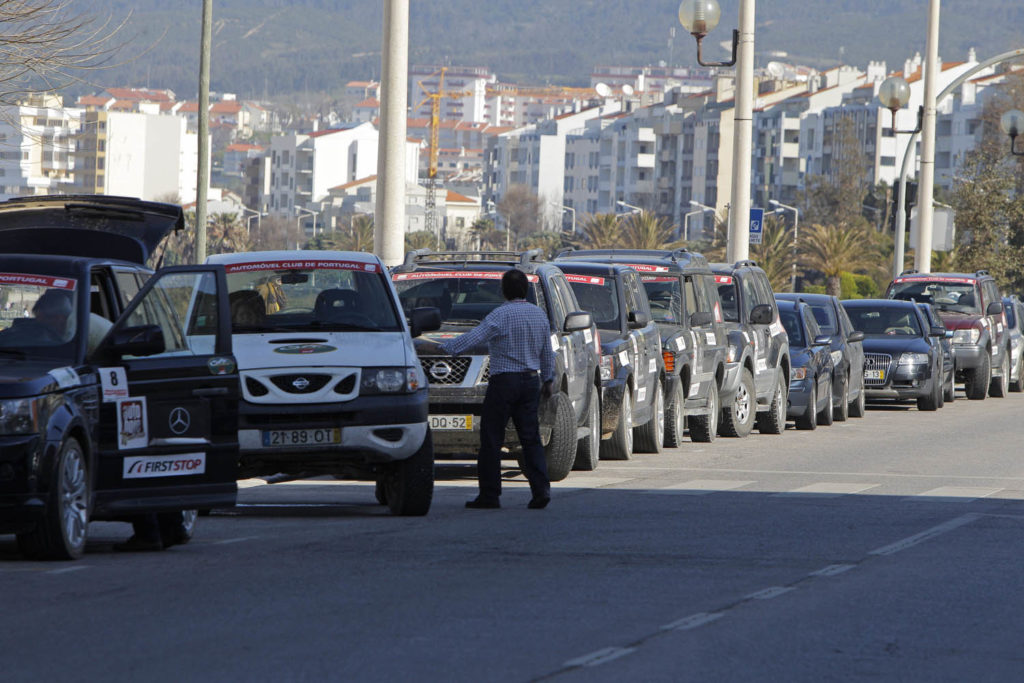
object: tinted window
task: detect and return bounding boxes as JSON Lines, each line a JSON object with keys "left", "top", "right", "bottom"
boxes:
{"left": 779, "top": 308, "right": 803, "bottom": 346}
{"left": 741, "top": 276, "right": 760, "bottom": 320}
{"left": 717, "top": 280, "right": 739, "bottom": 322}
{"left": 0, "top": 270, "right": 79, "bottom": 361}
{"left": 1004, "top": 301, "right": 1017, "bottom": 329}
{"left": 809, "top": 303, "right": 838, "bottom": 336}
{"left": 394, "top": 270, "right": 541, "bottom": 327}
{"left": 639, "top": 275, "right": 681, "bottom": 323}
{"left": 844, "top": 306, "right": 923, "bottom": 336}
{"left": 889, "top": 279, "right": 980, "bottom": 314}
{"left": 564, "top": 274, "right": 620, "bottom": 330}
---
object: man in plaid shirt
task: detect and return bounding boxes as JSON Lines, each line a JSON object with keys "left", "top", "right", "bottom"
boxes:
{"left": 434, "top": 269, "right": 555, "bottom": 509}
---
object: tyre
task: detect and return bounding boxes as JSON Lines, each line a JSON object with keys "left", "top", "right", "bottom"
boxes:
{"left": 688, "top": 381, "right": 719, "bottom": 443}
{"left": 848, "top": 378, "right": 867, "bottom": 418}
{"left": 663, "top": 379, "right": 686, "bottom": 449}
{"left": 989, "top": 350, "right": 1010, "bottom": 398}
{"left": 817, "top": 377, "right": 834, "bottom": 426}
{"left": 634, "top": 381, "right": 664, "bottom": 453}
{"left": 158, "top": 510, "right": 198, "bottom": 547}
{"left": 385, "top": 430, "right": 434, "bottom": 516}
{"left": 796, "top": 383, "right": 817, "bottom": 430}
{"left": 832, "top": 373, "right": 849, "bottom": 422}
{"left": 544, "top": 391, "right": 578, "bottom": 481}
{"left": 917, "top": 377, "right": 940, "bottom": 411}
{"left": 943, "top": 371, "right": 956, "bottom": 403}
{"left": 573, "top": 384, "right": 601, "bottom": 471}
{"left": 719, "top": 367, "right": 755, "bottom": 438}
{"left": 17, "top": 438, "right": 89, "bottom": 561}
{"left": 601, "top": 386, "right": 633, "bottom": 460}
{"left": 757, "top": 375, "right": 787, "bottom": 435}
{"left": 1011, "top": 355, "right": 1024, "bottom": 393}
{"left": 964, "top": 353, "right": 990, "bottom": 400}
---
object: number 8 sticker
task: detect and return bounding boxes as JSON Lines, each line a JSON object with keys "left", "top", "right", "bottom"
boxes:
{"left": 100, "top": 367, "right": 129, "bottom": 402}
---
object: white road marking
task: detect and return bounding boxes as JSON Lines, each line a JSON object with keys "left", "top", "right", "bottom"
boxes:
{"left": 869, "top": 513, "right": 982, "bottom": 556}
{"left": 661, "top": 612, "right": 724, "bottom": 631}
{"left": 648, "top": 479, "right": 755, "bottom": 495}
{"left": 211, "top": 536, "right": 259, "bottom": 546}
{"left": 809, "top": 564, "right": 856, "bottom": 577}
{"left": 773, "top": 482, "right": 879, "bottom": 498}
{"left": 594, "top": 465, "right": 1024, "bottom": 482}
{"left": 745, "top": 586, "right": 795, "bottom": 600}
{"left": 908, "top": 487, "right": 1002, "bottom": 502}
{"left": 46, "top": 566, "right": 89, "bottom": 575}
{"left": 564, "top": 647, "right": 637, "bottom": 668}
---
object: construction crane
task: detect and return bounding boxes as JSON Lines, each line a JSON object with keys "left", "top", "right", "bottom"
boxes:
{"left": 416, "top": 67, "right": 472, "bottom": 241}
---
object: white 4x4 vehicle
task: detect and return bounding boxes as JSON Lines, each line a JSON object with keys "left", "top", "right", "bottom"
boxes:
{"left": 205, "top": 250, "right": 439, "bottom": 515}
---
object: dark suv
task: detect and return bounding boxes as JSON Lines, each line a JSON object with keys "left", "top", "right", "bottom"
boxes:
{"left": 886, "top": 270, "right": 1009, "bottom": 399}
{"left": 0, "top": 196, "right": 239, "bottom": 560}
{"left": 554, "top": 248, "right": 727, "bottom": 445}
{"left": 711, "top": 260, "right": 791, "bottom": 435}
{"left": 391, "top": 250, "right": 600, "bottom": 481}
{"left": 552, "top": 260, "right": 664, "bottom": 459}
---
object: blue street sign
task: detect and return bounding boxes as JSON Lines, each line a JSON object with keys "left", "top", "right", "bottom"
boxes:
{"left": 749, "top": 208, "right": 764, "bottom": 245}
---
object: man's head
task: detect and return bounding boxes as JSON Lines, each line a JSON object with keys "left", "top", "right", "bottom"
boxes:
{"left": 33, "top": 289, "right": 73, "bottom": 335}
{"left": 501, "top": 269, "right": 529, "bottom": 301}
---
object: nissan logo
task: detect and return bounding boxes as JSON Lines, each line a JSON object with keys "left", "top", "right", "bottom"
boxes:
{"left": 292, "top": 377, "right": 311, "bottom": 390}
{"left": 169, "top": 407, "right": 191, "bottom": 435}
{"left": 429, "top": 361, "right": 452, "bottom": 380}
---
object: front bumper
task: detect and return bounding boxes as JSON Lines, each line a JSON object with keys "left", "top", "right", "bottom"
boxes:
{"left": 864, "top": 363, "right": 934, "bottom": 400}
{"left": 0, "top": 434, "right": 55, "bottom": 532}
{"left": 953, "top": 344, "right": 986, "bottom": 372}
{"left": 786, "top": 379, "right": 813, "bottom": 418}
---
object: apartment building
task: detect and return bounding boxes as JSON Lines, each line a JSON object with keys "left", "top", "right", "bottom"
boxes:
{"left": 0, "top": 95, "right": 81, "bottom": 200}
{"left": 409, "top": 65, "right": 497, "bottom": 124}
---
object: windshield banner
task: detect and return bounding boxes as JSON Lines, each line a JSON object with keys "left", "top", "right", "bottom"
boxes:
{"left": 640, "top": 276, "right": 677, "bottom": 283}
{"left": 0, "top": 273, "right": 77, "bottom": 290}
{"left": 392, "top": 271, "right": 539, "bottom": 282}
{"left": 623, "top": 264, "right": 670, "bottom": 273}
{"left": 893, "top": 276, "right": 973, "bottom": 285}
{"left": 225, "top": 260, "right": 379, "bottom": 274}
{"left": 563, "top": 274, "right": 605, "bottom": 285}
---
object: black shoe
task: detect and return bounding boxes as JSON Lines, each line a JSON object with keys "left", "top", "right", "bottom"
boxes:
{"left": 113, "top": 535, "right": 164, "bottom": 552}
{"left": 527, "top": 496, "right": 550, "bottom": 510}
{"left": 465, "top": 498, "right": 500, "bottom": 509}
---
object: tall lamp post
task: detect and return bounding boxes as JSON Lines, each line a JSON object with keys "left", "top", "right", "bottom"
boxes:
{"left": 616, "top": 200, "right": 643, "bottom": 214}
{"left": 686, "top": 199, "right": 715, "bottom": 241}
{"left": 550, "top": 202, "right": 576, "bottom": 233}
{"left": 240, "top": 206, "right": 261, "bottom": 235}
{"left": 768, "top": 199, "right": 798, "bottom": 292}
{"left": 1002, "top": 109, "right": 1024, "bottom": 155}
{"left": 295, "top": 206, "right": 320, "bottom": 240}
{"left": 679, "top": 0, "right": 755, "bottom": 263}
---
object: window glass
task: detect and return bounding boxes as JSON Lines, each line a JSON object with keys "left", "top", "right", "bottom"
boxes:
{"left": 844, "top": 305, "right": 923, "bottom": 337}
{"left": 717, "top": 280, "right": 739, "bottom": 322}
{"left": 1004, "top": 301, "right": 1017, "bottom": 329}
{"left": 120, "top": 272, "right": 212, "bottom": 357}
{"left": 779, "top": 308, "right": 803, "bottom": 346}
{"left": 0, "top": 271, "right": 79, "bottom": 361}
{"left": 741, "top": 276, "right": 760, "bottom": 319}
{"left": 809, "top": 303, "right": 838, "bottom": 336}
{"left": 114, "top": 270, "right": 142, "bottom": 307}
{"left": 805, "top": 310, "right": 822, "bottom": 339}
{"left": 639, "top": 275, "right": 681, "bottom": 323}
{"left": 393, "top": 270, "right": 542, "bottom": 326}
{"left": 889, "top": 279, "right": 981, "bottom": 314}
{"left": 563, "top": 274, "right": 619, "bottom": 330}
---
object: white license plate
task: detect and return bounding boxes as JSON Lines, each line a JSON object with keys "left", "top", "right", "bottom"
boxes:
{"left": 262, "top": 428, "right": 341, "bottom": 447}
{"left": 429, "top": 415, "right": 474, "bottom": 430}
{"left": 864, "top": 369, "right": 885, "bottom": 380}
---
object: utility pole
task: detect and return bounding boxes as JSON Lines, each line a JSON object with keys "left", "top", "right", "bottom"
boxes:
{"left": 727, "top": 0, "right": 755, "bottom": 263}
{"left": 914, "top": 0, "right": 940, "bottom": 273}
{"left": 195, "top": 0, "right": 212, "bottom": 263}
{"left": 374, "top": 0, "right": 409, "bottom": 267}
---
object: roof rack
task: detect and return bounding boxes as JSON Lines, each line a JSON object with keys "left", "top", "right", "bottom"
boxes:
{"left": 900, "top": 268, "right": 919, "bottom": 276}
{"left": 733, "top": 259, "right": 758, "bottom": 268}
{"left": 396, "top": 249, "right": 544, "bottom": 271}
{"left": 975, "top": 269, "right": 989, "bottom": 276}
{"left": 553, "top": 246, "right": 575, "bottom": 259}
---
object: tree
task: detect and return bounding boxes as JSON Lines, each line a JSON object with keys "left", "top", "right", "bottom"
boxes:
{"left": 405, "top": 230, "right": 437, "bottom": 251}
{"left": 621, "top": 211, "right": 679, "bottom": 250}
{"left": 519, "top": 230, "right": 568, "bottom": 259}
{"left": 496, "top": 185, "right": 541, "bottom": 242}
{"left": 469, "top": 217, "right": 504, "bottom": 250}
{"left": 799, "top": 116, "right": 873, "bottom": 232}
{"left": 800, "top": 223, "right": 882, "bottom": 296}
{"left": 573, "top": 213, "right": 621, "bottom": 249}
{"left": 208, "top": 212, "right": 250, "bottom": 254}
{"left": 751, "top": 214, "right": 795, "bottom": 292}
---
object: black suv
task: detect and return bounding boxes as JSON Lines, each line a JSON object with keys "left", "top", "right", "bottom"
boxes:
{"left": 552, "top": 260, "right": 664, "bottom": 459}
{"left": 886, "top": 270, "right": 1009, "bottom": 399}
{"left": 554, "top": 248, "right": 727, "bottom": 445}
{"left": 0, "top": 196, "right": 239, "bottom": 560}
{"left": 391, "top": 250, "right": 600, "bottom": 481}
{"left": 711, "top": 260, "right": 791, "bottom": 435}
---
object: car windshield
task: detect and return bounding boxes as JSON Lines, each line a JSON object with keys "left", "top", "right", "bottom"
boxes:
{"left": 222, "top": 258, "right": 401, "bottom": 332}
{"left": 715, "top": 277, "right": 739, "bottom": 322}
{"left": 639, "top": 276, "right": 680, "bottom": 323}
{"left": 0, "top": 272, "right": 79, "bottom": 362}
{"left": 563, "top": 274, "right": 620, "bottom": 330}
{"left": 889, "top": 279, "right": 980, "bottom": 314}
{"left": 392, "top": 270, "right": 542, "bottom": 327}
{"left": 809, "top": 303, "right": 837, "bottom": 336}
{"left": 778, "top": 308, "right": 805, "bottom": 347}
{"left": 845, "top": 306, "right": 923, "bottom": 337}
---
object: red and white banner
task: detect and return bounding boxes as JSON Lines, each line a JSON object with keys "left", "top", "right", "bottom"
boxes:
{"left": 225, "top": 260, "right": 379, "bottom": 274}
{"left": 563, "top": 274, "right": 606, "bottom": 285}
{"left": 714, "top": 275, "right": 734, "bottom": 284}
{"left": 0, "top": 273, "right": 77, "bottom": 290}
{"left": 893, "top": 276, "right": 973, "bottom": 285}
{"left": 392, "top": 271, "right": 539, "bottom": 282}
{"left": 640, "top": 276, "right": 677, "bottom": 283}
{"left": 624, "top": 264, "right": 670, "bottom": 273}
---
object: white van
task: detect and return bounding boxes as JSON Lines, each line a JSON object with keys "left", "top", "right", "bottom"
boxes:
{"left": 205, "top": 250, "right": 438, "bottom": 515}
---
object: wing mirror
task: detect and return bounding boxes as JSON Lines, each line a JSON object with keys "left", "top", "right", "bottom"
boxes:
{"left": 409, "top": 307, "right": 441, "bottom": 338}
{"left": 689, "top": 311, "right": 714, "bottom": 327}
{"left": 564, "top": 311, "right": 593, "bottom": 332}
{"left": 847, "top": 330, "right": 865, "bottom": 343}
{"left": 627, "top": 311, "right": 650, "bottom": 329}
{"left": 812, "top": 334, "right": 832, "bottom": 346}
{"left": 944, "top": 329, "right": 954, "bottom": 339}
{"left": 986, "top": 301, "right": 1003, "bottom": 315}
{"left": 106, "top": 324, "right": 165, "bottom": 357}
{"left": 929, "top": 325, "right": 947, "bottom": 338}
{"left": 749, "top": 304, "right": 773, "bottom": 325}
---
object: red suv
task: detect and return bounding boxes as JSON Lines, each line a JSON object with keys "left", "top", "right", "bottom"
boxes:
{"left": 886, "top": 270, "right": 1010, "bottom": 399}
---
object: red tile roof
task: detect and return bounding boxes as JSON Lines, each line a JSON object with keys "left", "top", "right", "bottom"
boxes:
{"left": 356, "top": 98, "right": 380, "bottom": 108}
{"left": 105, "top": 87, "right": 174, "bottom": 102}
{"left": 77, "top": 95, "right": 113, "bottom": 107}
{"left": 445, "top": 190, "right": 476, "bottom": 203}
{"left": 331, "top": 175, "right": 377, "bottom": 191}
{"left": 211, "top": 101, "right": 242, "bottom": 114}
{"left": 226, "top": 143, "right": 264, "bottom": 152}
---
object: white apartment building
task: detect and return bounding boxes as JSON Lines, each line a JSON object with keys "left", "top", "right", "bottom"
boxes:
{"left": 0, "top": 95, "right": 81, "bottom": 200}
{"left": 409, "top": 65, "right": 497, "bottom": 124}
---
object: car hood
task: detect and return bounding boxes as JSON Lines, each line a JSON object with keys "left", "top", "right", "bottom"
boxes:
{"left": 232, "top": 331, "right": 412, "bottom": 370}
{"left": 935, "top": 310, "right": 983, "bottom": 331}
{"left": 0, "top": 358, "right": 83, "bottom": 398}
{"left": 861, "top": 336, "right": 930, "bottom": 355}
{"left": 0, "top": 195, "right": 184, "bottom": 265}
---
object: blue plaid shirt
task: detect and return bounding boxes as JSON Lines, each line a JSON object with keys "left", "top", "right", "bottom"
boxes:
{"left": 440, "top": 299, "right": 555, "bottom": 382}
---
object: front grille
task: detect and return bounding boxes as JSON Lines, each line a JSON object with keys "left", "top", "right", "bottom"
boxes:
{"left": 268, "top": 374, "right": 331, "bottom": 394}
{"left": 421, "top": 356, "right": 471, "bottom": 385}
{"left": 863, "top": 353, "right": 892, "bottom": 386}
{"left": 480, "top": 357, "right": 490, "bottom": 383}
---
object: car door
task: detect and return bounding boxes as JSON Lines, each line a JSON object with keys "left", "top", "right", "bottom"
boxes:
{"left": 551, "top": 273, "right": 589, "bottom": 409}
{"left": 624, "top": 270, "right": 659, "bottom": 403}
{"left": 90, "top": 265, "right": 239, "bottom": 516}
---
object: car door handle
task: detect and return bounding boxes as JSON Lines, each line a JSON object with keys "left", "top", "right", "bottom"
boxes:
{"left": 193, "top": 387, "right": 229, "bottom": 397}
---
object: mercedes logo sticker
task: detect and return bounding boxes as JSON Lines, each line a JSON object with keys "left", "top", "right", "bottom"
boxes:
{"left": 169, "top": 407, "right": 191, "bottom": 435}
{"left": 430, "top": 361, "right": 452, "bottom": 380}
{"left": 292, "top": 377, "right": 311, "bottom": 391}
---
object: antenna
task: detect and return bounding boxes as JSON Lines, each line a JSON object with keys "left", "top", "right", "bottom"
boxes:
{"left": 621, "top": 84, "right": 634, "bottom": 96}
{"left": 595, "top": 82, "right": 612, "bottom": 98}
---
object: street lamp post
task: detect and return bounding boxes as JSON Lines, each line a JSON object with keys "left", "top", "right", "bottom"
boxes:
{"left": 686, "top": 199, "right": 715, "bottom": 241}
{"left": 550, "top": 202, "right": 576, "bottom": 233}
{"left": 616, "top": 200, "right": 643, "bottom": 214}
{"left": 1002, "top": 109, "right": 1024, "bottom": 156}
{"left": 240, "top": 206, "right": 261, "bottom": 235}
{"left": 769, "top": 199, "right": 798, "bottom": 292}
{"left": 295, "top": 206, "right": 320, "bottom": 239}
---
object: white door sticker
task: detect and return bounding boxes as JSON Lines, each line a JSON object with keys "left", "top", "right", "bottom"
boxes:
{"left": 637, "top": 386, "right": 647, "bottom": 403}
{"left": 675, "top": 336, "right": 686, "bottom": 351}
{"left": 583, "top": 329, "right": 593, "bottom": 344}
{"left": 550, "top": 334, "right": 559, "bottom": 352}
{"left": 116, "top": 396, "right": 148, "bottom": 450}
{"left": 48, "top": 366, "right": 80, "bottom": 389}
{"left": 618, "top": 350, "right": 630, "bottom": 366}
{"left": 649, "top": 358, "right": 657, "bottom": 374}
{"left": 100, "top": 367, "right": 129, "bottom": 402}
{"left": 704, "top": 331, "right": 715, "bottom": 345}
{"left": 688, "top": 382, "right": 700, "bottom": 397}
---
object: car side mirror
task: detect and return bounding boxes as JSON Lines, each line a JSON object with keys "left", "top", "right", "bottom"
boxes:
{"left": 107, "top": 324, "right": 165, "bottom": 357}
{"left": 627, "top": 311, "right": 650, "bottom": 329}
{"left": 929, "top": 326, "right": 946, "bottom": 338}
{"left": 749, "top": 304, "right": 773, "bottom": 325}
{"left": 689, "top": 311, "right": 714, "bottom": 327}
{"left": 944, "top": 329, "right": 954, "bottom": 339}
{"left": 409, "top": 307, "right": 441, "bottom": 338}
{"left": 564, "top": 311, "right": 593, "bottom": 332}
{"left": 813, "top": 334, "right": 832, "bottom": 346}
{"left": 986, "top": 301, "right": 1003, "bottom": 316}
{"left": 847, "top": 330, "right": 865, "bottom": 343}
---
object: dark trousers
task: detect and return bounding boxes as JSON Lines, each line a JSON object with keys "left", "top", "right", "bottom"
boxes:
{"left": 478, "top": 372, "right": 549, "bottom": 501}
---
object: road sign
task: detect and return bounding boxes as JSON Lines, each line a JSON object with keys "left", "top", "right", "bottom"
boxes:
{"left": 749, "top": 208, "right": 764, "bottom": 245}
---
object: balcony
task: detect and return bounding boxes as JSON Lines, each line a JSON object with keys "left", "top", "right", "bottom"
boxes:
{"left": 635, "top": 153, "right": 655, "bottom": 168}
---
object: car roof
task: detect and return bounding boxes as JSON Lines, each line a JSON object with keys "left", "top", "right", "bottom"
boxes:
{"left": 554, "top": 248, "right": 711, "bottom": 272}
{"left": 392, "top": 249, "right": 555, "bottom": 275}
{"left": 892, "top": 271, "right": 988, "bottom": 283}
{"left": 841, "top": 298, "right": 918, "bottom": 309}
{"left": 0, "top": 253, "right": 105, "bottom": 279}
{"left": 710, "top": 259, "right": 762, "bottom": 275}
{"left": 553, "top": 260, "right": 632, "bottom": 277}
{"left": 208, "top": 250, "right": 382, "bottom": 266}
{"left": 776, "top": 292, "right": 834, "bottom": 305}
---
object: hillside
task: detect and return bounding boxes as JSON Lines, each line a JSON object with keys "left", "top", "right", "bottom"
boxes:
{"left": 74, "top": 0, "right": 1024, "bottom": 99}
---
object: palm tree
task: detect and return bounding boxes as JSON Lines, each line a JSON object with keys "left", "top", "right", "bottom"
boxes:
{"left": 208, "top": 212, "right": 251, "bottom": 254}
{"left": 752, "top": 215, "right": 796, "bottom": 292}
{"left": 800, "top": 223, "right": 881, "bottom": 296}
{"left": 469, "top": 217, "right": 505, "bottom": 250}
{"left": 621, "top": 211, "right": 680, "bottom": 250}
{"left": 335, "top": 214, "right": 374, "bottom": 252}
{"left": 520, "top": 230, "right": 568, "bottom": 259}
{"left": 405, "top": 230, "right": 437, "bottom": 251}
{"left": 573, "top": 213, "right": 622, "bottom": 249}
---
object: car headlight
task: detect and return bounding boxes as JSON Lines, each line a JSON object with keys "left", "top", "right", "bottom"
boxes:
{"left": 1012, "top": 336, "right": 1021, "bottom": 349}
{"left": 830, "top": 350, "right": 843, "bottom": 366}
{"left": 360, "top": 367, "right": 418, "bottom": 394}
{"left": 790, "top": 367, "right": 807, "bottom": 381}
{"left": 898, "top": 352, "right": 930, "bottom": 365}
{"left": 952, "top": 328, "right": 981, "bottom": 345}
{"left": 726, "top": 345, "right": 740, "bottom": 363}
{"left": 600, "top": 355, "right": 616, "bottom": 381}
{"left": 0, "top": 397, "right": 41, "bottom": 435}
